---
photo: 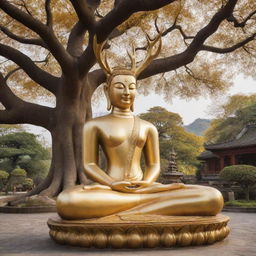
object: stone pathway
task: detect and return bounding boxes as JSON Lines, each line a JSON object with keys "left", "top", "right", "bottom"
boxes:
{"left": 0, "top": 212, "right": 255, "bottom": 256}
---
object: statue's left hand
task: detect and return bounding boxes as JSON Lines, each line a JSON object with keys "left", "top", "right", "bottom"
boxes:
{"left": 130, "top": 180, "right": 151, "bottom": 189}
{"left": 111, "top": 181, "right": 134, "bottom": 193}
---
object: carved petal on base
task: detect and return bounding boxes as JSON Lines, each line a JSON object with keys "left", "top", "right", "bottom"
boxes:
{"left": 48, "top": 214, "right": 230, "bottom": 248}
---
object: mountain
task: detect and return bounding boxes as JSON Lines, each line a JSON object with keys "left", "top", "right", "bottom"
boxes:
{"left": 184, "top": 118, "right": 211, "bottom": 136}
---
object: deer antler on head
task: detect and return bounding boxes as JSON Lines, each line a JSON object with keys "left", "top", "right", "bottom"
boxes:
{"left": 93, "top": 33, "right": 162, "bottom": 79}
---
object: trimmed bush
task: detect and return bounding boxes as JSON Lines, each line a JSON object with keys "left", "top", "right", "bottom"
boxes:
{"left": 0, "top": 170, "right": 9, "bottom": 179}
{"left": 22, "top": 178, "right": 34, "bottom": 191}
{"left": 0, "top": 170, "right": 9, "bottom": 191}
{"left": 220, "top": 165, "right": 256, "bottom": 200}
{"left": 11, "top": 168, "right": 27, "bottom": 177}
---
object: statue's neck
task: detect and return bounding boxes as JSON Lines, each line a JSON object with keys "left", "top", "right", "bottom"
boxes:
{"left": 111, "top": 107, "right": 133, "bottom": 118}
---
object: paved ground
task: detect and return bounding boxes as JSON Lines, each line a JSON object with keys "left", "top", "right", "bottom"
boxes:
{"left": 0, "top": 212, "right": 255, "bottom": 256}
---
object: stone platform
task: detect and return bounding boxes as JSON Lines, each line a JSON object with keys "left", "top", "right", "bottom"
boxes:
{"left": 48, "top": 214, "right": 230, "bottom": 248}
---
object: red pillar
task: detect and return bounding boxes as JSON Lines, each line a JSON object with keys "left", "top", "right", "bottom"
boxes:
{"left": 220, "top": 156, "right": 225, "bottom": 170}
{"left": 231, "top": 154, "right": 236, "bottom": 165}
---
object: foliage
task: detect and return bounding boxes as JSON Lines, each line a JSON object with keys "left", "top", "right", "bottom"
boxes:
{"left": 11, "top": 168, "right": 27, "bottom": 177}
{"left": 7, "top": 168, "right": 27, "bottom": 191}
{"left": 26, "top": 160, "right": 51, "bottom": 185}
{"left": 205, "top": 94, "right": 256, "bottom": 143}
{"left": 0, "top": 132, "right": 51, "bottom": 180}
{"left": 0, "top": 170, "right": 9, "bottom": 179}
{"left": 22, "top": 178, "right": 34, "bottom": 191}
{"left": 225, "top": 200, "right": 256, "bottom": 208}
{"left": 211, "top": 94, "right": 256, "bottom": 118}
{"left": 140, "top": 107, "right": 204, "bottom": 175}
{"left": 0, "top": 170, "right": 9, "bottom": 191}
{"left": 220, "top": 165, "right": 256, "bottom": 200}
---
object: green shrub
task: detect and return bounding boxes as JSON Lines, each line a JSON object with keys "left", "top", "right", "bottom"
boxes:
{"left": 11, "top": 168, "right": 27, "bottom": 177}
{"left": 225, "top": 200, "right": 256, "bottom": 208}
{"left": 220, "top": 165, "right": 256, "bottom": 200}
{"left": 0, "top": 170, "right": 9, "bottom": 191}
{"left": 0, "top": 170, "right": 9, "bottom": 179}
{"left": 22, "top": 178, "right": 34, "bottom": 191}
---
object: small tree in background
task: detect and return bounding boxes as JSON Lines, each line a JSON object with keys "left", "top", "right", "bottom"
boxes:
{"left": 220, "top": 165, "right": 256, "bottom": 200}
{"left": 22, "top": 178, "right": 34, "bottom": 191}
{"left": 0, "top": 132, "right": 51, "bottom": 183}
{"left": 205, "top": 94, "right": 256, "bottom": 144}
{"left": 0, "top": 170, "right": 9, "bottom": 191}
{"left": 140, "top": 107, "right": 204, "bottom": 175}
{"left": 8, "top": 168, "right": 27, "bottom": 192}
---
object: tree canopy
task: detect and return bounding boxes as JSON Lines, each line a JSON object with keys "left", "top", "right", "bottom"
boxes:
{"left": 0, "top": 0, "right": 256, "bottom": 197}
{"left": 140, "top": 106, "right": 204, "bottom": 175}
{"left": 220, "top": 165, "right": 256, "bottom": 200}
{"left": 0, "top": 132, "right": 51, "bottom": 183}
{"left": 205, "top": 94, "right": 256, "bottom": 143}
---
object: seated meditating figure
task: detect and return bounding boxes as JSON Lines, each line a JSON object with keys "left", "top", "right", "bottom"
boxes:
{"left": 57, "top": 35, "right": 224, "bottom": 220}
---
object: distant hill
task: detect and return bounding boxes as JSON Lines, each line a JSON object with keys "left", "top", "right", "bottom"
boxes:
{"left": 184, "top": 118, "right": 211, "bottom": 136}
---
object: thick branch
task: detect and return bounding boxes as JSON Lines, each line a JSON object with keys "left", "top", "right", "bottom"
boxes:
{"left": 95, "top": 0, "right": 177, "bottom": 42}
{"left": 0, "top": 72, "right": 22, "bottom": 109}
{"left": 201, "top": 33, "right": 256, "bottom": 53}
{"left": 1, "top": 0, "right": 73, "bottom": 72}
{"left": 66, "top": 21, "right": 87, "bottom": 57}
{"left": 45, "top": 0, "right": 53, "bottom": 27}
{"left": 0, "top": 43, "right": 59, "bottom": 95}
{"left": 0, "top": 105, "right": 54, "bottom": 129}
{"left": 88, "top": 69, "right": 105, "bottom": 92}
{"left": 69, "top": 0, "right": 99, "bottom": 31}
{"left": 0, "top": 73, "right": 54, "bottom": 129}
{"left": 0, "top": 25, "right": 48, "bottom": 48}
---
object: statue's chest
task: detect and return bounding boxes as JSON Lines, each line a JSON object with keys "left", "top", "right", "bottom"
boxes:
{"left": 99, "top": 126, "right": 146, "bottom": 148}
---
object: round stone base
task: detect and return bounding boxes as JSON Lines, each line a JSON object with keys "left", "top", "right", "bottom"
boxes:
{"left": 48, "top": 214, "right": 230, "bottom": 248}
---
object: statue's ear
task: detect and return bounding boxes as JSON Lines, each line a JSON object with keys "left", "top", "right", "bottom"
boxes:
{"left": 103, "top": 85, "right": 112, "bottom": 111}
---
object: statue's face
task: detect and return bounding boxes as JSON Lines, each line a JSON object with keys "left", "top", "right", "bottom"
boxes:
{"left": 108, "top": 75, "right": 136, "bottom": 109}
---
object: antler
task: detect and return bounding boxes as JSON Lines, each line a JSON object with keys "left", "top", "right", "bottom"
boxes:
{"left": 134, "top": 33, "right": 162, "bottom": 77}
{"left": 93, "top": 33, "right": 161, "bottom": 78}
{"left": 93, "top": 35, "right": 112, "bottom": 75}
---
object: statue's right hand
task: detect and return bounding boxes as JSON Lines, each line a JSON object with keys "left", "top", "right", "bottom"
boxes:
{"left": 110, "top": 181, "right": 133, "bottom": 192}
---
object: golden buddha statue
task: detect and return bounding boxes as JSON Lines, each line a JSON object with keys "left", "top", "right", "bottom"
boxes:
{"left": 56, "top": 35, "right": 224, "bottom": 220}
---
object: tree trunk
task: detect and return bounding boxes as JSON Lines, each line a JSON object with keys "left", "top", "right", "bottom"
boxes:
{"left": 9, "top": 78, "right": 94, "bottom": 203}
{"left": 38, "top": 88, "right": 92, "bottom": 196}
{"left": 245, "top": 186, "right": 250, "bottom": 201}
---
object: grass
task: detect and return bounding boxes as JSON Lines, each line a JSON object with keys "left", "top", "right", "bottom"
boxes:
{"left": 225, "top": 200, "right": 256, "bottom": 208}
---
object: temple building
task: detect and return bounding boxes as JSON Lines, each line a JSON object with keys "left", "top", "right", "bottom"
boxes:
{"left": 198, "top": 123, "right": 256, "bottom": 176}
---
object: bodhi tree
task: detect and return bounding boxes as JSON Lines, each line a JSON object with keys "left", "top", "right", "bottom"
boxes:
{"left": 0, "top": 0, "right": 256, "bottom": 198}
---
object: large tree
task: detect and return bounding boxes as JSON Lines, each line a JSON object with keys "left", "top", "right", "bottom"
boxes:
{"left": 140, "top": 107, "right": 204, "bottom": 175}
{"left": 205, "top": 94, "right": 256, "bottom": 143}
{"left": 0, "top": 0, "right": 256, "bottom": 198}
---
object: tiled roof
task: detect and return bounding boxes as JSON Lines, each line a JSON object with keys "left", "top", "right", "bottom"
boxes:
{"left": 197, "top": 150, "right": 219, "bottom": 160}
{"left": 205, "top": 125, "right": 256, "bottom": 150}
